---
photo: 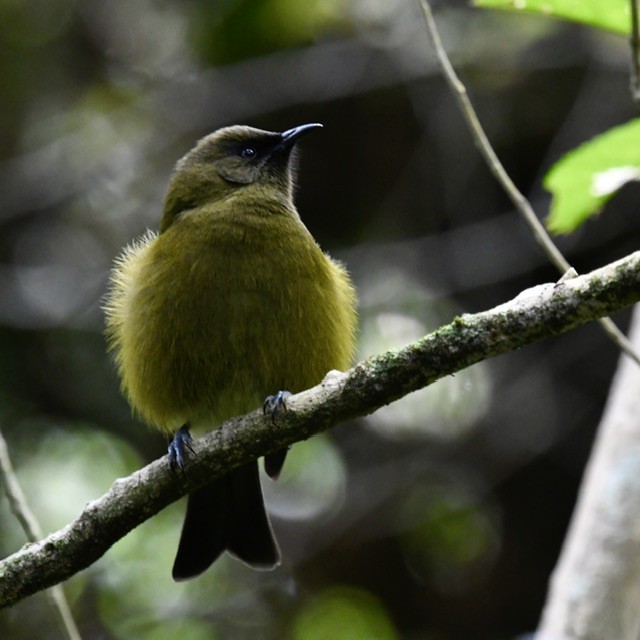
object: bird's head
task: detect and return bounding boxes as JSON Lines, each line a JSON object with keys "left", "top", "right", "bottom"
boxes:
{"left": 161, "top": 123, "right": 322, "bottom": 231}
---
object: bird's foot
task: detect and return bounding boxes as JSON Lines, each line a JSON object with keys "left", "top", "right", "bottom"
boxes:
{"left": 168, "top": 425, "right": 194, "bottom": 471}
{"left": 263, "top": 390, "right": 292, "bottom": 424}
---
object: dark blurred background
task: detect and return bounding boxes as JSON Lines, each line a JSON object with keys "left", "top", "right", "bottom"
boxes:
{"left": 0, "top": 1, "right": 638, "bottom": 638}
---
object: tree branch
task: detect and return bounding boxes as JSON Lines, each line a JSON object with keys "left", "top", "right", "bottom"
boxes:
{"left": 1, "top": 250, "right": 639, "bottom": 609}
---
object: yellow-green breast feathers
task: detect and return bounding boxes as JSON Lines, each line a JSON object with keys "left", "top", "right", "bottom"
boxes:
{"left": 104, "top": 200, "right": 357, "bottom": 433}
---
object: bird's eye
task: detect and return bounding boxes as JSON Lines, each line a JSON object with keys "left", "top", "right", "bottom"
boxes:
{"left": 240, "top": 146, "right": 256, "bottom": 159}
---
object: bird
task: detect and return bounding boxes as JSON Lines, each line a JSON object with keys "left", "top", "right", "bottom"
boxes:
{"left": 103, "top": 123, "right": 358, "bottom": 580}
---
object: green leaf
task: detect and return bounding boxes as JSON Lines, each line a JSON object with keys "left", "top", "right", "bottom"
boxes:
{"left": 544, "top": 118, "right": 640, "bottom": 234}
{"left": 474, "top": 0, "right": 630, "bottom": 34}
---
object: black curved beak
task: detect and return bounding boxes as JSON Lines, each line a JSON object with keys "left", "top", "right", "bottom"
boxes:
{"left": 277, "top": 123, "right": 323, "bottom": 151}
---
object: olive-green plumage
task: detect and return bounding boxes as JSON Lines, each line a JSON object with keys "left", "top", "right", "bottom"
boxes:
{"left": 104, "top": 123, "right": 357, "bottom": 579}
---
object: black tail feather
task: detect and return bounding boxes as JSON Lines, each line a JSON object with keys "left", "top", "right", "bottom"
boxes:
{"left": 172, "top": 475, "right": 231, "bottom": 580}
{"left": 172, "top": 461, "right": 279, "bottom": 580}
{"left": 264, "top": 447, "right": 289, "bottom": 480}
{"left": 228, "top": 462, "right": 281, "bottom": 569}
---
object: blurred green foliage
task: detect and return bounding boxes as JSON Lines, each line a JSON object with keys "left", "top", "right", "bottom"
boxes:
{"left": 292, "top": 586, "right": 399, "bottom": 640}
{"left": 192, "top": 0, "right": 350, "bottom": 65}
{"left": 475, "top": 0, "right": 630, "bottom": 34}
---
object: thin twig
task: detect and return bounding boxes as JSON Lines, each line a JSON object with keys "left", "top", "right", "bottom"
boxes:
{"left": 418, "top": 0, "right": 640, "bottom": 367}
{"left": 631, "top": 0, "right": 640, "bottom": 102}
{"left": 0, "top": 429, "right": 81, "bottom": 640}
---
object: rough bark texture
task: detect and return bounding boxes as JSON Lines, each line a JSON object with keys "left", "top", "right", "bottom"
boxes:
{"left": 0, "top": 250, "right": 639, "bottom": 609}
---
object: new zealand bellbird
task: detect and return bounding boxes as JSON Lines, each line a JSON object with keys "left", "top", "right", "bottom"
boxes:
{"left": 104, "top": 123, "right": 358, "bottom": 580}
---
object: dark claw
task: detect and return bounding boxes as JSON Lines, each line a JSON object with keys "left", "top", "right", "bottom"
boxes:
{"left": 168, "top": 425, "right": 194, "bottom": 471}
{"left": 263, "top": 390, "right": 292, "bottom": 424}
